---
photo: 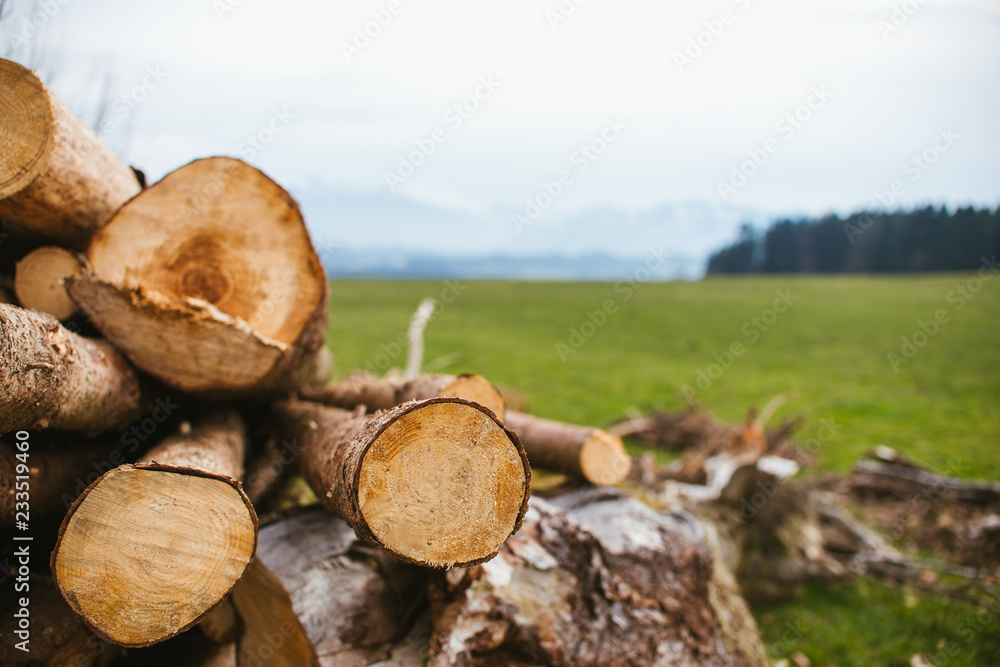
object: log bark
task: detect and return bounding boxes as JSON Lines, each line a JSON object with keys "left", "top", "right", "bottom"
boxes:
{"left": 0, "top": 59, "right": 141, "bottom": 250}
{"left": 0, "top": 575, "right": 120, "bottom": 666}
{"left": 50, "top": 411, "right": 258, "bottom": 647}
{"left": 14, "top": 245, "right": 82, "bottom": 320}
{"left": 303, "top": 372, "right": 506, "bottom": 420}
{"left": 270, "top": 397, "right": 530, "bottom": 568}
{"left": 428, "top": 489, "right": 767, "bottom": 666}
{"left": 0, "top": 433, "right": 123, "bottom": 527}
{"left": 849, "top": 458, "right": 1000, "bottom": 505}
{"left": 0, "top": 303, "right": 141, "bottom": 435}
{"left": 65, "top": 157, "right": 330, "bottom": 396}
{"left": 199, "top": 599, "right": 239, "bottom": 645}
{"left": 231, "top": 506, "right": 427, "bottom": 667}
{"left": 504, "top": 410, "right": 631, "bottom": 486}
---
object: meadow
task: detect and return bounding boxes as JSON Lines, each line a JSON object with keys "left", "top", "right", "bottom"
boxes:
{"left": 326, "top": 274, "right": 1000, "bottom": 665}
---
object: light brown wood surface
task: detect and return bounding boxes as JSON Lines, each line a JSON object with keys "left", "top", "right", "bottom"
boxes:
{"left": 0, "top": 58, "right": 141, "bottom": 249}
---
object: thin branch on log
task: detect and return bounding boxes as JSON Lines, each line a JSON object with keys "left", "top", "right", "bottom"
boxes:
{"left": 0, "top": 303, "right": 141, "bottom": 435}
{"left": 270, "top": 397, "right": 530, "bottom": 568}
{"left": 504, "top": 410, "right": 631, "bottom": 486}
{"left": 0, "top": 58, "right": 141, "bottom": 249}
{"left": 302, "top": 371, "right": 507, "bottom": 421}
{"left": 65, "top": 157, "right": 329, "bottom": 396}
{"left": 51, "top": 410, "right": 258, "bottom": 647}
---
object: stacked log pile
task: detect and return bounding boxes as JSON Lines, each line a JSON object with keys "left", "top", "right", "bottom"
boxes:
{"left": 0, "top": 56, "right": 789, "bottom": 666}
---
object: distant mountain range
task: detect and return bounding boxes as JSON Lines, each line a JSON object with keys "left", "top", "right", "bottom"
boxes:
{"left": 291, "top": 186, "right": 778, "bottom": 280}
{"left": 321, "top": 248, "right": 704, "bottom": 281}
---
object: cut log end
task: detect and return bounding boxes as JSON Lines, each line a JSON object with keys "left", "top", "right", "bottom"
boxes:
{"left": 358, "top": 400, "right": 528, "bottom": 568}
{"left": 68, "top": 157, "right": 328, "bottom": 395}
{"left": 580, "top": 429, "right": 632, "bottom": 486}
{"left": 438, "top": 374, "right": 506, "bottom": 420}
{"left": 14, "top": 246, "right": 82, "bottom": 320}
{"left": 0, "top": 60, "right": 53, "bottom": 199}
{"left": 51, "top": 464, "right": 257, "bottom": 647}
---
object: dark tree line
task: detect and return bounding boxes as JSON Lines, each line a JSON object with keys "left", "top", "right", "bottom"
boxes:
{"left": 707, "top": 206, "right": 1000, "bottom": 274}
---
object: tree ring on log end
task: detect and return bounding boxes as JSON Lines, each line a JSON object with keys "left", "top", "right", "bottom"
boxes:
{"left": 357, "top": 400, "right": 527, "bottom": 568}
{"left": 0, "top": 61, "right": 54, "bottom": 199}
{"left": 51, "top": 465, "right": 257, "bottom": 647}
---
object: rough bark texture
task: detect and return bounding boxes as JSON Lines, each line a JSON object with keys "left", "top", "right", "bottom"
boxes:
{"left": 0, "top": 433, "right": 123, "bottom": 527}
{"left": 139, "top": 409, "right": 247, "bottom": 480}
{"left": 0, "top": 59, "right": 141, "bottom": 250}
{"left": 65, "top": 157, "right": 329, "bottom": 396}
{"left": 271, "top": 397, "right": 530, "bottom": 568}
{"left": 0, "top": 303, "right": 141, "bottom": 435}
{"left": 13, "top": 245, "right": 82, "bottom": 320}
{"left": 50, "top": 413, "right": 258, "bottom": 647}
{"left": 0, "top": 575, "right": 120, "bottom": 666}
{"left": 303, "top": 372, "right": 506, "bottom": 421}
{"left": 428, "top": 489, "right": 767, "bottom": 667}
{"left": 505, "top": 411, "right": 631, "bottom": 486}
{"left": 233, "top": 506, "right": 426, "bottom": 667}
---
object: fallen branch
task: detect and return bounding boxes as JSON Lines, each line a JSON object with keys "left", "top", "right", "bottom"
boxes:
{"left": 504, "top": 410, "right": 631, "bottom": 486}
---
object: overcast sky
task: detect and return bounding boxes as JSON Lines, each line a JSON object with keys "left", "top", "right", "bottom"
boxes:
{"left": 4, "top": 0, "right": 998, "bottom": 260}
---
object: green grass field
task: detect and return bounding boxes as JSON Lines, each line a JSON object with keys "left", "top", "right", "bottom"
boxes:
{"left": 326, "top": 274, "right": 1000, "bottom": 665}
